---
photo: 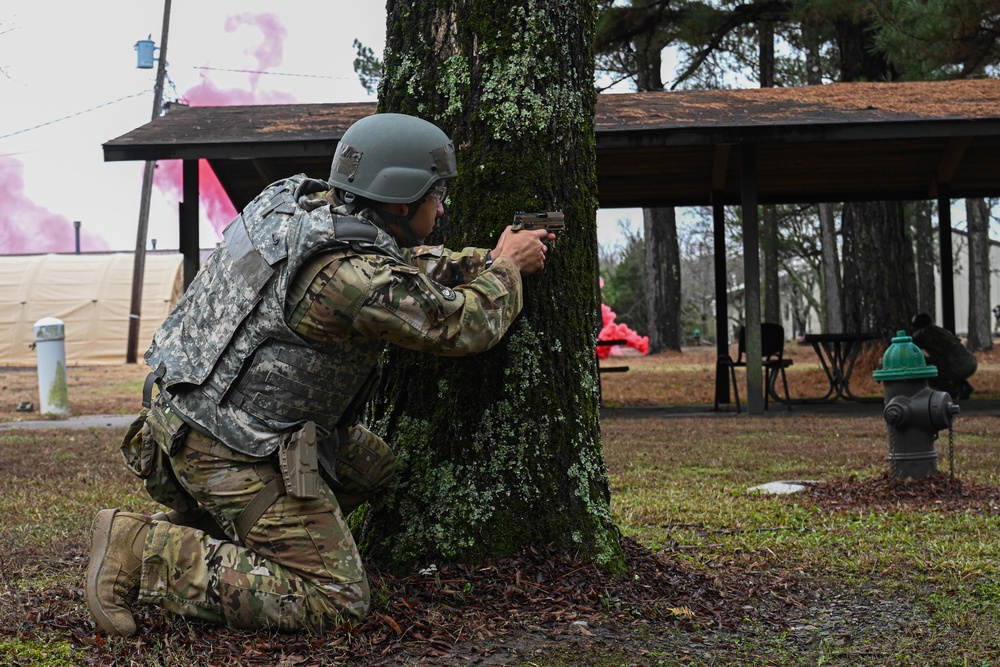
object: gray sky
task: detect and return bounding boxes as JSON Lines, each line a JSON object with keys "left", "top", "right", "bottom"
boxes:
{"left": 0, "top": 2, "right": 631, "bottom": 255}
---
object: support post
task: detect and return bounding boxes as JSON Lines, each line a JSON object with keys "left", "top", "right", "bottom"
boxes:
{"left": 937, "top": 186, "right": 956, "bottom": 334}
{"left": 713, "top": 196, "right": 731, "bottom": 407}
{"left": 180, "top": 159, "right": 201, "bottom": 288}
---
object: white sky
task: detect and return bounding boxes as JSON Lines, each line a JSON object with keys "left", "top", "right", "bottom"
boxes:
{"left": 0, "top": 2, "right": 632, "bottom": 256}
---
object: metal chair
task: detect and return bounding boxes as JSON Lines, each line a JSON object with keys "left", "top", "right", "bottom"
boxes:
{"left": 715, "top": 323, "right": 793, "bottom": 413}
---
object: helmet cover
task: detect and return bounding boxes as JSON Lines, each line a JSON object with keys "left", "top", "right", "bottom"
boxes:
{"left": 329, "top": 113, "right": 457, "bottom": 204}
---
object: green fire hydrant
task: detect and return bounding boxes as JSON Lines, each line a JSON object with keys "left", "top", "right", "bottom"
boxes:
{"left": 873, "top": 330, "right": 960, "bottom": 480}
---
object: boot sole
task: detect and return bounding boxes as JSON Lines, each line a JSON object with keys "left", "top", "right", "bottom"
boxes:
{"left": 85, "top": 509, "right": 136, "bottom": 636}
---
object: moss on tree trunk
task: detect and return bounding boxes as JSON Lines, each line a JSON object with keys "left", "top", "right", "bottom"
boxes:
{"left": 355, "top": 0, "right": 623, "bottom": 573}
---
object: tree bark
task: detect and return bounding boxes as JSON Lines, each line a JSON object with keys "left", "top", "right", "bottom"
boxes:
{"left": 841, "top": 201, "right": 917, "bottom": 335}
{"left": 759, "top": 19, "right": 780, "bottom": 327}
{"left": 966, "top": 197, "right": 993, "bottom": 351}
{"left": 818, "top": 204, "right": 843, "bottom": 333}
{"left": 804, "top": 22, "right": 844, "bottom": 334}
{"left": 835, "top": 12, "right": 912, "bottom": 339}
{"left": 635, "top": 27, "right": 682, "bottom": 353}
{"left": 762, "top": 205, "right": 780, "bottom": 325}
{"left": 643, "top": 207, "right": 681, "bottom": 351}
{"left": 362, "top": 0, "right": 622, "bottom": 572}
{"left": 912, "top": 200, "right": 937, "bottom": 318}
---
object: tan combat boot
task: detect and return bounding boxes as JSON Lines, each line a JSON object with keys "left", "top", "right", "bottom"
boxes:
{"left": 85, "top": 509, "right": 151, "bottom": 636}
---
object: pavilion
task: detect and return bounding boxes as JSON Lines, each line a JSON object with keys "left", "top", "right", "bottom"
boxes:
{"left": 104, "top": 78, "right": 1000, "bottom": 414}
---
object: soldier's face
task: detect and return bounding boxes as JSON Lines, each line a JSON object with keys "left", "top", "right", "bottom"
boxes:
{"left": 409, "top": 189, "right": 444, "bottom": 238}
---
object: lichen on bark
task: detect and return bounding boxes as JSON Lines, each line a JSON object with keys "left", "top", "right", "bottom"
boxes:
{"left": 359, "top": 0, "right": 623, "bottom": 574}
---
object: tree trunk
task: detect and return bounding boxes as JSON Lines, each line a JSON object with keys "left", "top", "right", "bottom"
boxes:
{"left": 835, "top": 13, "right": 911, "bottom": 338}
{"left": 643, "top": 207, "right": 681, "bottom": 351}
{"left": 759, "top": 19, "right": 780, "bottom": 326}
{"left": 635, "top": 27, "right": 665, "bottom": 92}
{"left": 759, "top": 20, "right": 775, "bottom": 88}
{"left": 362, "top": 0, "right": 622, "bottom": 572}
{"left": 966, "top": 197, "right": 993, "bottom": 351}
{"left": 636, "top": 36, "right": 682, "bottom": 353}
{"left": 912, "top": 200, "right": 937, "bottom": 318}
{"left": 841, "top": 201, "right": 917, "bottom": 335}
{"left": 818, "top": 204, "right": 843, "bottom": 333}
{"left": 762, "top": 205, "right": 780, "bottom": 325}
{"left": 804, "top": 22, "right": 844, "bottom": 334}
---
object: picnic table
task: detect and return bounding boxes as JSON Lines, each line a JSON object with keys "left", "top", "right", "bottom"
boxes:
{"left": 597, "top": 339, "right": 630, "bottom": 373}
{"left": 800, "top": 332, "right": 883, "bottom": 403}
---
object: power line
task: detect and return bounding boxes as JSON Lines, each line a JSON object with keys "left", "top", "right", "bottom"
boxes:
{"left": 193, "top": 65, "right": 355, "bottom": 80}
{"left": 0, "top": 90, "right": 151, "bottom": 141}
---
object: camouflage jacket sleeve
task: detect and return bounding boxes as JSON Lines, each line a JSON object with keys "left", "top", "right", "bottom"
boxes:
{"left": 287, "top": 250, "right": 522, "bottom": 357}
{"left": 399, "top": 245, "right": 490, "bottom": 286}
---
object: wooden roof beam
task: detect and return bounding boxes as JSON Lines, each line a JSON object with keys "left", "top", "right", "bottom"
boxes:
{"left": 929, "top": 136, "right": 972, "bottom": 197}
{"left": 709, "top": 144, "right": 732, "bottom": 204}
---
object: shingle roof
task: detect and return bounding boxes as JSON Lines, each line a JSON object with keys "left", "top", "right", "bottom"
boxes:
{"left": 104, "top": 79, "right": 1000, "bottom": 210}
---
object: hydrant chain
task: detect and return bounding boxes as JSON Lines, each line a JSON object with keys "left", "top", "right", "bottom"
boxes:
{"left": 948, "top": 424, "right": 955, "bottom": 480}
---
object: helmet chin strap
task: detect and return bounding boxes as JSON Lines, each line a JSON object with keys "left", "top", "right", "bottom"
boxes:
{"left": 338, "top": 188, "right": 428, "bottom": 246}
{"left": 374, "top": 200, "right": 426, "bottom": 247}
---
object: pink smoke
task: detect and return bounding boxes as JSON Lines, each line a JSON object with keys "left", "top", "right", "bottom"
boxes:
{"left": 153, "top": 12, "right": 296, "bottom": 240}
{"left": 0, "top": 156, "right": 110, "bottom": 254}
{"left": 224, "top": 13, "right": 287, "bottom": 86}
{"left": 151, "top": 160, "right": 239, "bottom": 238}
{"left": 597, "top": 277, "right": 649, "bottom": 358}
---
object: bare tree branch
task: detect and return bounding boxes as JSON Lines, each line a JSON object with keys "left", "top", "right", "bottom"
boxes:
{"left": 671, "top": 1, "right": 792, "bottom": 89}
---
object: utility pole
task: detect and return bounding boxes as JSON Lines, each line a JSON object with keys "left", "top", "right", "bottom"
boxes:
{"left": 127, "top": 0, "right": 172, "bottom": 363}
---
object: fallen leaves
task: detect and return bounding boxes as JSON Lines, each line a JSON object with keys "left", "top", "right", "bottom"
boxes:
{"left": 807, "top": 471, "right": 1000, "bottom": 513}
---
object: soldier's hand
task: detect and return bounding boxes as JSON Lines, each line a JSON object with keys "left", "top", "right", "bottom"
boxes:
{"left": 491, "top": 227, "right": 556, "bottom": 275}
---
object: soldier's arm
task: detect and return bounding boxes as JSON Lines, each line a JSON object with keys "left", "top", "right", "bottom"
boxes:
{"left": 287, "top": 253, "right": 523, "bottom": 357}
{"left": 400, "top": 245, "right": 492, "bottom": 286}
{"left": 400, "top": 218, "right": 559, "bottom": 284}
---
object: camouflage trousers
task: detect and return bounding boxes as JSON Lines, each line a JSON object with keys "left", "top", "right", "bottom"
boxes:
{"left": 137, "top": 413, "right": 396, "bottom": 632}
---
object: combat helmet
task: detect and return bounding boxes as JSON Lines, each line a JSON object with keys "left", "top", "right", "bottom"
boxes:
{"left": 329, "top": 113, "right": 457, "bottom": 204}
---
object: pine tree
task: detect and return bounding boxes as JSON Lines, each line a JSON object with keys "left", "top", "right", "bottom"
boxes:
{"left": 358, "top": 0, "right": 624, "bottom": 572}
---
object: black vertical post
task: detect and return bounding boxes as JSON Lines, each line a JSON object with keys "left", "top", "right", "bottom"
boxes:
{"left": 937, "top": 187, "right": 956, "bottom": 333}
{"left": 180, "top": 159, "right": 200, "bottom": 288}
{"left": 713, "top": 197, "right": 730, "bottom": 406}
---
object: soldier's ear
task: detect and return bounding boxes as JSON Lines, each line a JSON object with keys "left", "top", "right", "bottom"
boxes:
{"left": 383, "top": 202, "right": 409, "bottom": 217}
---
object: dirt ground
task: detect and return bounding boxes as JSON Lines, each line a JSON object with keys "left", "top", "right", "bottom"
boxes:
{"left": 598, "top": 339, "right": 1000, "bottom": 407}
{"left": 1, "top": 345, "right": 998, "bottom": 665}
{"left": 2, "top": 339, "right": 997, "bottom": 420}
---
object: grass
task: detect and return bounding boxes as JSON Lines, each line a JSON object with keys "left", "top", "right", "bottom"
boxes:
{"left": 0, "top": 355, "right": 998, "bottom": 665}
{"left": 594, "top": 413, "right": 1000, "bottom": 666}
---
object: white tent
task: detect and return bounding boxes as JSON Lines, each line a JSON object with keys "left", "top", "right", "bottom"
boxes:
{"left": 0, "top": 253, "right": 182, "bottom": 365}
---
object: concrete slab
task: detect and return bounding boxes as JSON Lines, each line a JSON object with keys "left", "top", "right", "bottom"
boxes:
{"left": 748, "top": 480, "right": 821, "bottom": 495}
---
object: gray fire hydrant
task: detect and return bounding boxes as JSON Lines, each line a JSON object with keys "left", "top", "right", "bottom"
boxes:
{"left": 873, "top": 330, "right": 960, "bottom": 480}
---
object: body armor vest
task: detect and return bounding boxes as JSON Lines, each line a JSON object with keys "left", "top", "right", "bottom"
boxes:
{"left": 145, "top": 174, "right": 404, "bottom": 457}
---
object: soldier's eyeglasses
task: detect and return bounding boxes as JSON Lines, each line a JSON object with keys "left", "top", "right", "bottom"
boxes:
{"left": 426, "top": 183, "right": 448, "bottom": 203}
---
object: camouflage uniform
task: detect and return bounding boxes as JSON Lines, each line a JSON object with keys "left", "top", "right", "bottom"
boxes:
{"left": 129, "top": 175, "right": 522, "bottom": 632}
